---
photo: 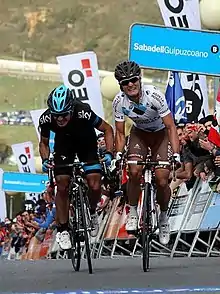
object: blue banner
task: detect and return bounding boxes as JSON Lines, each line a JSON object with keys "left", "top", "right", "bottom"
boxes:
{"left": 129, "top": 24, "right": 220, "bottom": 76}
{"left": 2, "top": 172, "right": 48, "bottom": 193}
{"left": 200, "top": 193, "right": 220, "bottom": 230}
{"left": 165, "top": 72, "right": 187, "bottom": 123}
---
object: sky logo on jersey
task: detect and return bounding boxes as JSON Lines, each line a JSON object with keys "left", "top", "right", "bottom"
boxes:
{"left": 78, "top": 110, "right": 92, "bottom": 120}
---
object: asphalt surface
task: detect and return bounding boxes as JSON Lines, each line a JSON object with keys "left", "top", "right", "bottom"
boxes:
{"left": 1, "top": 257, "right": 220, "bottom": 293}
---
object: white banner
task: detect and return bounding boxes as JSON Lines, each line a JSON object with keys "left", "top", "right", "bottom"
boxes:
{"left": 11, "top": 141, "right": 36, "bottom": 174}
{"left": 157, "top": 0, "right": 209, "bottom": 121}
{"left": 30, "top": 109, "right": 46, "bottom": 141}
{"left": 57, "top": 51, "right": 105, "bottom": 119}
{"left": 11, "top": 142, "right": 36, "bottom": 201}
{"left": 0, "top": 168, "right": 7, "bottom": 221}
{"left": 169, "top": 183, "right": 193, "bottom": 232}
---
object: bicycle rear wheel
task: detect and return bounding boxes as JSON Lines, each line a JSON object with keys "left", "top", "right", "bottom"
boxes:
{"left": 142, "top": 182, "right": 151, "bottom": 272}
{"left": 78, "top": 185, "right": 93, "bottom": 274}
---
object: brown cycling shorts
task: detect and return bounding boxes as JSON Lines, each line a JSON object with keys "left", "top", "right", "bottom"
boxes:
{"left": 127, "top": 126, "right": 169, "bottom": 161}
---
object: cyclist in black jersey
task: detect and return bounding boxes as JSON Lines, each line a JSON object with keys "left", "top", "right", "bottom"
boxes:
{"left": 38, "top": 84, "right": 114, "bottom": 250}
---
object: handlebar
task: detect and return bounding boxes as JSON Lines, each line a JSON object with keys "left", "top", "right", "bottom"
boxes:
{"left": 127, "top": 158, "right": 178, "bottom": 181}
{"left": 127, "top": 160, "right": 170, "bottom": 166}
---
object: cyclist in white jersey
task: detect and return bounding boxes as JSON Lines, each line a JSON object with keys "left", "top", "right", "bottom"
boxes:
{"left": 112, "top": 61, "right": 180, "bottom": 245}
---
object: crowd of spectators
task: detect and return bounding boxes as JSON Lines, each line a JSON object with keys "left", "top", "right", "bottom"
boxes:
{"left": 170, "top": 114, "right": 220, "bottom": 195}
{"left": 0, "top": 191, "right": 56, "bottom": 260}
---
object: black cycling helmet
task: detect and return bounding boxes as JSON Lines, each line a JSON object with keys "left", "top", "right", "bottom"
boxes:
{"left": 114, "top": 61, "right": 141, "bottom": 82}
{"left": 47, "top": 84, "right": 74, "bottom": 114}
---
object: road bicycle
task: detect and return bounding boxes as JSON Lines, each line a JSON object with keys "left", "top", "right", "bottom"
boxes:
{"left": 48, "top": 160, "right": 93, "bottom": 274}
{"left": 126, "top": 153, "right": 176, "bottom": 272}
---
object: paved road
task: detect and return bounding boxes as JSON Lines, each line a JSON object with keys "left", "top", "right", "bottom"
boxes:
{"left": 1, "top": 257, "right": 220, "bottom": 293}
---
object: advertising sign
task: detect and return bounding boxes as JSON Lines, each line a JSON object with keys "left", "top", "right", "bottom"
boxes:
{"left": 57, "top": 51, "right": 104, "bottom": 119}
{"left": 129, "top": 24, "right": 220, "bottom": 76}
{"left": 2, "top": 172, "right": 48, "bottom": 193}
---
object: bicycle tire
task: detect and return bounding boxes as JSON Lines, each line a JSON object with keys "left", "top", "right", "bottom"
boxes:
{"left": 78, "top": 185, "right": 93, "bottom": 274}
{"left": 69, "top": 192, "right": 81, "bottom": 271}
{"left": 70, "top": 231, "right": 81, "bottom": 271}
{"left": 142, "top": 182, "right": 151, "bottom": 272}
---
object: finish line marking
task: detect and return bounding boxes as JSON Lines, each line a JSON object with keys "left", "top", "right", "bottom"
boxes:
{"left": 5, "top": 287, "right": 220, "bottom": 294}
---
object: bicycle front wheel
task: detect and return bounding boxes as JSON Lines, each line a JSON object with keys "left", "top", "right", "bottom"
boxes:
{"left": 69, "top": 198, "right": 81, "bottom": 271}
{"left": 78, "top": 185, "right": 93, "bottom": 274}
{"left": 142, "top": 182, "right": 151, "bottom": 272}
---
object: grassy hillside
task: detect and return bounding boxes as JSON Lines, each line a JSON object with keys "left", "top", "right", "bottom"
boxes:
{"left": 0, "top": 0, "right": 162, "bottom": 70}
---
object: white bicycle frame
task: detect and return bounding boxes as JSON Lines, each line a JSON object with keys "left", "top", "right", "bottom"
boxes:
{"left": 137, "top": 168, "right": 158, "bottom": 231}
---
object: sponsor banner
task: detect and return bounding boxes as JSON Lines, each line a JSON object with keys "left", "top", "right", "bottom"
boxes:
{"left": 30, "top": 109, "right": 55, "bottom": 152}
{"left": 200, "top": 193, "right": 220, "bottom": 230}
{"left": 11, "top": 141, "right": 37, "bottom": 200}
{"left": 169, "top": 183, "right": 193, "bottom": 232}
{"left": 157, "top": 0, "right": 201, "bottom": 30}
{"left": 11, "top": 141, "right": 36, "bottom": 174}
{"left": 129, "top": 24, "right": 220, "bottom": 76}
{"left": 57, "top": 51, "right": 105, "bottom": 119}
{"left": 2, "top": 172, "right": 48, "bottom": 193}
{"left": 156, "top": 0, "right": 209, "bottom": 121}
{"left": 183, "top": 179, "right": 212, "bottom": 231}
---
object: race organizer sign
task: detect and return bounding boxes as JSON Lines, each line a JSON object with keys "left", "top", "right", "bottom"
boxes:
{"left": 157, "top": 0, "right": 209, "bottom": 122}
{"left": 11, "top": 141, "right": 40, "bottom": 201}
{"left": 57, "top": 51, "right": 105, "bottom": 119}
{"left": 129, "top": 24, "right": 220, "bottom": 76}
{"left": 2, "top": 172, "right": 48, "bottom": 193}
{"left": 11, "top": 141, "right": 36, "bottom": 174}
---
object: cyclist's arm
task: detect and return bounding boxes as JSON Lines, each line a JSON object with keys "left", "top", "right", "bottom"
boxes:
{"left": 162, "top": 113, "right": 180, "bottom": 154}
{"left": 39, "top": 135, "right": 50, "bottom": 161}
{"left": 115, "top": 121, "right": 126, "bottom": 152}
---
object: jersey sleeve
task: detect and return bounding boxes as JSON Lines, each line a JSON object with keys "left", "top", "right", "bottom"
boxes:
{"left": 78, "top": 102, "right": 103, "bottom": 128}
{"left": 112, "top": 95, "right": 125, "bottom": 122}
{"left": 151, "top": 88, "right": 170, "bottom": 118}
{"left": 38, "top": 111, "right": 51, "bottom": 138}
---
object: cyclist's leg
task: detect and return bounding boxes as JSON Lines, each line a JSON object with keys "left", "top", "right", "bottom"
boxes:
{"left": 53, "top": 151, "right": 74, "bottom": 250}
{"left": 126, "top": 127, "right": 147, "bottom": 231}
{"left": 150, "top": 129, "right": 170, "bottom": 245}
{"left": 77, "top": 135, "right": 102, "bottom": 237}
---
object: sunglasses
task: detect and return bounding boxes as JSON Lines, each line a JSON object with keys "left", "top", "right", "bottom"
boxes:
{"left": 120, "top": 77, "right": 139, "bottom": 86}
{"left": 52, "top": 112, "right": 70, "bottom": 118}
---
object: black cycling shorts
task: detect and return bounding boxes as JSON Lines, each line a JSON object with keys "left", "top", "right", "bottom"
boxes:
{"left": 53, "top": 133, "right": 102, "bottom": 177}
